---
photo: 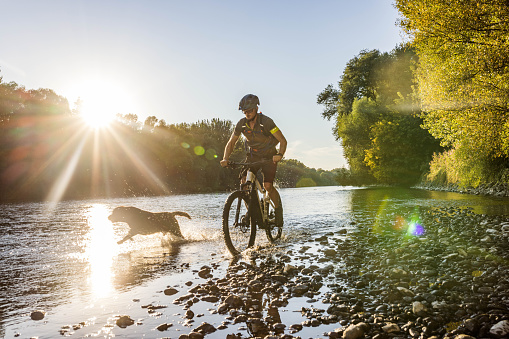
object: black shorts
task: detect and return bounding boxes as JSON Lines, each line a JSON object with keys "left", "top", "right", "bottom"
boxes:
{"left": 241, "top": 155, "right": 277, "bottom": 184}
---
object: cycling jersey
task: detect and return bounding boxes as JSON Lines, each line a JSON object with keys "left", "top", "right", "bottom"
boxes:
{"left": 233, "top": 113, "right": 280, "bottom": 158}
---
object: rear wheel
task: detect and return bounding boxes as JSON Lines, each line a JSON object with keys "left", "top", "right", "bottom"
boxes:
{"left": 222, "top": 191, "right": 256, "bottom": 255}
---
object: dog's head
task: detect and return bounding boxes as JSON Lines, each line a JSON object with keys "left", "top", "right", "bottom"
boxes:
{"left": 108, "top": 207, "right": 132, "bottom": 222}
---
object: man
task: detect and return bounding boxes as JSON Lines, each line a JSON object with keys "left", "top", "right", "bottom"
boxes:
{"left": 220, "top": 93, "right": 287, "bottom": 226}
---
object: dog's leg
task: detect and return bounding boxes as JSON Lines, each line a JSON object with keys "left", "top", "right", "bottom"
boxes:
{"left": 117, "top": 233, "right": 134, "bottom": 244}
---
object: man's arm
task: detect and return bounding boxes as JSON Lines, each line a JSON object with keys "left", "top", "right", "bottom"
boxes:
{"left": 220, "top": 132, "right": 240, "bottom": 167}
{"left": 272, "top": 130, "right": 287, "bottom": 164}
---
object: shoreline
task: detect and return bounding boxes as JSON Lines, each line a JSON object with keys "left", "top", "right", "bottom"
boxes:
{"left": 416, "top": 182, "right": 509, "bottom": 198}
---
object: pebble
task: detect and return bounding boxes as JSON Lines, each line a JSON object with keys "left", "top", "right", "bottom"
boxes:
{"left": 30, "top": 310, "right": 45, "bottom": 321}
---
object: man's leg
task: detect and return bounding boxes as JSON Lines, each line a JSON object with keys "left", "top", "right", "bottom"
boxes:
{"left": 264, "top": 181, "right": 283, "bottom": 227}
{"left": 263, "top": 182, "right": 280, "bottom": 208}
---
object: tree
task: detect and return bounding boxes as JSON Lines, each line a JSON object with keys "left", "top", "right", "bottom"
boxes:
{"left": 318, "top": 47, "right": 440, "bottom": 185}
{"left": 395, "top": 0, "right": 509, "bottom": 158}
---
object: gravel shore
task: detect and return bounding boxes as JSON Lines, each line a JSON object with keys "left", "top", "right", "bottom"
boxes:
{"left": 87, "top": 206, "right": 509, "bottom": 339}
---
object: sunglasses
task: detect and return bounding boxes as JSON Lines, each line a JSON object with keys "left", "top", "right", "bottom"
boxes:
{"left": 243, "top": 108, "right": 256, "bottom": 114}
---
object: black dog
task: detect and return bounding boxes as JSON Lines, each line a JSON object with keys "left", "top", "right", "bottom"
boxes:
{"left": 108, "top": 206, "right": 191, "bottom": 244}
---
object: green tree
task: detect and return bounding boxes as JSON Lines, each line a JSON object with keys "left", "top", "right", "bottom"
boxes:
{"left": 395, "top": 0, "right": 509, "bottom": 159}
{"left": 318, "top": 47, "right": 440, "bottom": 186}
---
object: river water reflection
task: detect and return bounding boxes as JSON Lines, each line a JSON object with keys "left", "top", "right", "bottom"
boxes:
{"left": 1, "top": 186, "right": 508, "bottom": 338}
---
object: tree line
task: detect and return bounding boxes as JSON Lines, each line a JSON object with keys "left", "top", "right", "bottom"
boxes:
{"left": 0, "top": 76, "right": 338, "bottom": 203}
{"left": 318, "top": 1, "right": 509, "bottom": 188}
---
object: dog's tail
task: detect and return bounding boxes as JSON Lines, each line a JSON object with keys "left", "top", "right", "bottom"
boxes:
{"left": 172, "top": 211, "right": 191, "bottom": 219}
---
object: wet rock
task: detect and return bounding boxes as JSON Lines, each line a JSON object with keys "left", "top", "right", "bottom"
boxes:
{"left": 289, "top": 323, "right": 303, "bottom": 333}
{"left": 233, "top": 314, "right": 248, "bottom": 324}
{"left": 272, "top": 274, "right": 288, "bottom": 283}
{"left": 463, "top": 318, "right": 479, "bottom": 333}
{"left": 247, "top": 318, "right": 269, "bottom": 337}
{"left": 30, "top": 310, "right": 46, "bottom": 320}
{"left": 342, "top": 322, "right": 367, "bottom": 339}
{"left": 174, "top": 293, "right": 195, "bottom": 304}
{"left": 156, "top": 323, "right": 173, "bottom": 331}
{"left": 116, "top": 315, "right": 135, "bottom": 328}
{"left": 273, "top": 322, "right": 286, "bottom": 333}
{"left": 201, "top": 295, "right": 219, "bottom": 303}
{"left": 185, "top": 310, "right": 195, "bottom": 319}
{"left": 192, "top": 322, "right": 216, "bottom": 335}
{"left": 224, "top": 295, "right": 244, "bottom": 309}
{"left": 490, "top": 320, "right": 509, "bottom": 338}
{"left": 412, "top": 301, "right": 427, "bottom": 316}
{"left": 164, "top": 287, "right": 179, "bottom": 295}
{"left": 291, "top": 284, "right": 309, "bottom": 296}
{"left": 382, "top": 323, "right": 400, "bottom": 333}
{"left": 283, "top": 264, "right": 298, "bottom": 275}
{"left": 324, "top": 249, "right": 337, "bottom": 257}
{"left": 198, "top": 266, "right": 212, "bottom": 279}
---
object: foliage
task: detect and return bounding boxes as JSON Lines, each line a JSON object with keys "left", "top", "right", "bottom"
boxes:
{"left": 275, "top": 159, "right": 339, "bottom": 188}
{"left": 0, "top": 76, "right": 339, "bottom": 202}
{"left": 426, "top": 144, "right": 509, "bottom": 188}
{"left": 395, "top": 0, "right": 509, "bottom": 184}
{"left": 318, "top": 47, "right": 441, "bottom": 186}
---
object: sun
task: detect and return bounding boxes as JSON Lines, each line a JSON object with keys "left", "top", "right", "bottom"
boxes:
{"left": 72, "top": 78, "right": 135, "bottom": 128}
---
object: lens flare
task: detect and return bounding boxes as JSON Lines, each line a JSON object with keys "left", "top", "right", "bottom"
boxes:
{"left": 408, "top": 222, "right": 425, "bottom": 236}
{"left": 194, "top": 146, "right": 205, "bottom": 156}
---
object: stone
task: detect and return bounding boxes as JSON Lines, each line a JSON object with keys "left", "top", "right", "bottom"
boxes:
{"left": 156, "top": 323, "right": 173, "bottom": 331}
{"left": 224, "top": 295, "right": 244, "bottom": 309}
{"left": 343, "top": 323, "right": 365, "bottom": 339}
{"left": 30, "top": 310, "right": 46, "bottom": 321}
{"left": 412, "top": 301, "right": 427, "bottom": 315}
{"left": 382, "top": 323, "right": 400, "bottom": 333}
{"left": 291, "top": 284, "right": 309, "bottom": 296}
{"left": 116, "top": 315, "right": 135, "bottom": 328}
{"left": 164, "top": 287, "right": 179, "bottom": 296}
{"left": 490, "top": 320, "right": 509, "bottom": 338}
{"left": 193, "top": 322, "right": 216, "bottom": 335}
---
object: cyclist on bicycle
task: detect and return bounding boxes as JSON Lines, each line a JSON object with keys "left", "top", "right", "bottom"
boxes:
{"left": 220, "top": 94, "right": 287, "bottom": 227}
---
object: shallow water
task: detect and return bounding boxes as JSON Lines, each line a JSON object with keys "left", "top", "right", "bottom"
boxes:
{"left": 1, "top": 186, "right": 508, "bottom": 338}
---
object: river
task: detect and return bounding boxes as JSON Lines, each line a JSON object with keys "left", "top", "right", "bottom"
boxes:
{"left": 1, "top": 186, "right": 508, "bottom": 338}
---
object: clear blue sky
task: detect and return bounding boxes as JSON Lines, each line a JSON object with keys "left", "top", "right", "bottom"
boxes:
{"left": 0, "top": 0, "right": 403, "bottom": 170}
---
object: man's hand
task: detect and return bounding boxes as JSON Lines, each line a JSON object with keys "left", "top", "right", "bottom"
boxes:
{"left": 220, "top": 159, "right": 229, "bottom": 167}
{"left": 273, "top": 154, "right": 283, "bottom": 164}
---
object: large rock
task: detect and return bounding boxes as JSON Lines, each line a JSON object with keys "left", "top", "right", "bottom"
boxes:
{"left": 343, "top": 323, "right": 367, "bottom": 339}
{"left": 490, "top": 320, "right": 509, "bottom": 338}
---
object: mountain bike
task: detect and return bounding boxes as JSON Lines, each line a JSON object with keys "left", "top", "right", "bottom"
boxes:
{"left": 222, "top": 161, "right": 283, "bottom": 255}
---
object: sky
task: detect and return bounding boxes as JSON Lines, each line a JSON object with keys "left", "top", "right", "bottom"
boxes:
{"left": 0, "top": 0, "right": 403, "bottom": 170}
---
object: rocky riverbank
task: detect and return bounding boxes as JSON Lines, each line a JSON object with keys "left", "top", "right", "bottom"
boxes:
{"left": 90, "top": 206, "right": 509, "bottom": 339}
{"left": 417, "top": 182, "right": 509, "bottom": 198}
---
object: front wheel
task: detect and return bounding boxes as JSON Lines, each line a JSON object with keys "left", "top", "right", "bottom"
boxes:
{"left": 265, "top": 199, "right": 283, "bottom": 242}
{"left": 222, "top": 191, "right": 256, "bottom": 255}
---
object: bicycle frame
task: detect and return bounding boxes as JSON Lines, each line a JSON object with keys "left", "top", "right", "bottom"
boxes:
{"left": 242, "top": 167, "right": 273, "bottom": 229}
{"left": 222, "top": 160, "right": 283, "bottom": 255}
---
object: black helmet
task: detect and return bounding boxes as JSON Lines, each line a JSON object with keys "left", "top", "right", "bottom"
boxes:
{"left": 238, "top": 94, "right": 259, "bottom": 111}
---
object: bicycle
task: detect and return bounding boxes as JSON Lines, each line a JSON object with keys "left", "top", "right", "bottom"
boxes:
{"left": 222, "top": 161, "right": 283, "bottom": 255}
